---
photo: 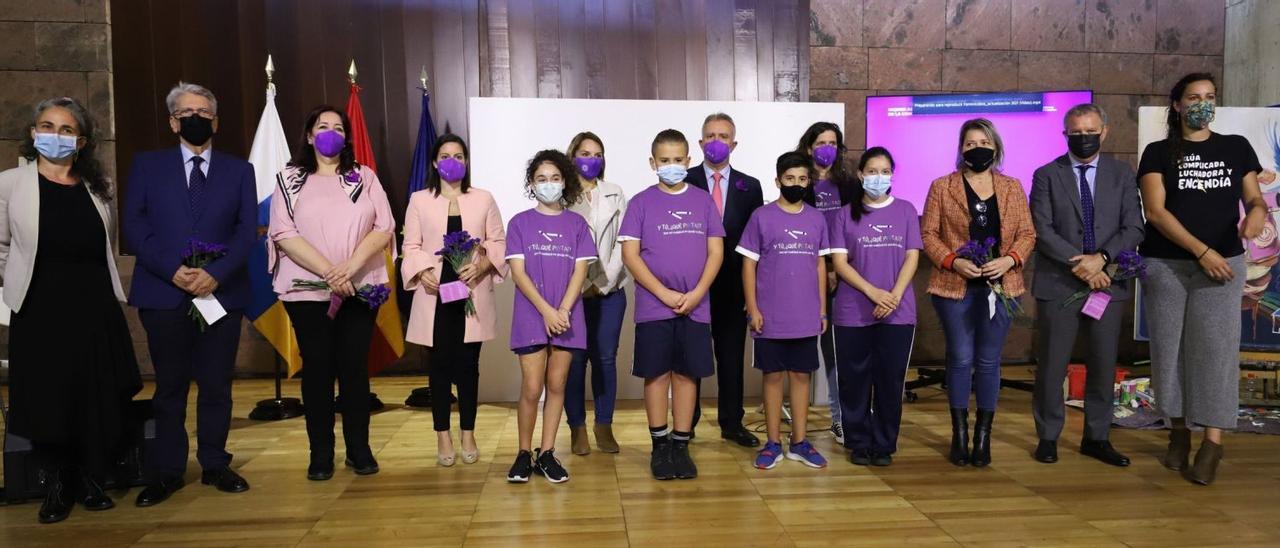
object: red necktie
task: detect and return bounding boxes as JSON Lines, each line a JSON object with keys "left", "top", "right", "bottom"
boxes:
{"left": 711, "top": 172, "right": 724, "bottom": 217}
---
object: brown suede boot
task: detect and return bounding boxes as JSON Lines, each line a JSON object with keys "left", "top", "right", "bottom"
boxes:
{"left": 571, "top": 425, "right": 591, "bottom": 456}
{"left": 1184, "top": 440, "right": 1223, "bottom": 486}
{"left": 1162, "top": 425, "right": 1192, "bottom": 471}
{"left": 594, "top": 424, "right": 620, "bottom": 453}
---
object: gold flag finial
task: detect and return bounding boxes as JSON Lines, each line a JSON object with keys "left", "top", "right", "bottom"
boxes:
{"left": 348, "top": 59, "right": 358, "bottom": 84}
{"left": 265, "top": 54, "right": 275, "bottom": 83}
{"left": 419, "top": 65, "right": 429, "bottom": 91}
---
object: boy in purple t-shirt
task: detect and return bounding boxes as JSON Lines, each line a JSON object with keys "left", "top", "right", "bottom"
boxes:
{"left": 737, "top": 152, "right": 831, "bottom": 470}
{"left": 619, "top": 129, "right": 724, "bottom": 481}
{"left": 504, "top": 150, "right": 597, "bottom": 485}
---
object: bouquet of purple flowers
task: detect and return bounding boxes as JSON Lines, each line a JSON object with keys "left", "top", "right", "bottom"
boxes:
{"left": 436, "top": 230, "right": 483, "bottom": 316}
{"left": 183, "top": 239, "right": 228, "bottom": 331}
{"left": 1062, "top": 250, "right": 1147, "bottom": 308}
{"left": 956, "top": 237, "right": 1023, "bottom": 318}
{"left": 292, "top": 279, "right": 392, "bottom": 318}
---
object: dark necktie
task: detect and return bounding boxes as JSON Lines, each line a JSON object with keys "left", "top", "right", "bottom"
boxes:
{"left": 189, "top": 156, "right": 206, "bottom": 214}
{"left": 1077, "top": 164, "right": 1095, "bottom": 254}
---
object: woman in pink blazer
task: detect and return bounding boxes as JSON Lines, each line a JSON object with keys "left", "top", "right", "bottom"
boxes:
{"left": 402, "top": 134, "right": 507, "bottom": 466}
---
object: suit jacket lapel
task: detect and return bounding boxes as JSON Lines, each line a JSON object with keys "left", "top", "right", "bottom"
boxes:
{"left": 170, "top": 147, "right": 195, "bottom": 227}
{"left": 1059, "top": 159, "right": 1083, "bottom": 222}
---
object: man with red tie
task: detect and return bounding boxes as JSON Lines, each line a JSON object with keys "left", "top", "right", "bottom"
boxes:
{"left": 685, "top": 113, "right": 764, "bottom": 447}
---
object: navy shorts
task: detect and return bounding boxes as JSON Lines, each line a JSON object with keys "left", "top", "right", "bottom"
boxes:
{"left": 513, "top": 344, "right": 580, "bottom": 356}
{"left": 632, "top": 316, "right": 715, "bottom": 379}
{"left": 753, "top": 336, "right": 820, "bottom": 373}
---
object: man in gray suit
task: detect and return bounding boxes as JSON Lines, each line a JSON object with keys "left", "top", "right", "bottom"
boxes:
{"left": 1029, "top": 103, "right": 1144, "bottom": 466}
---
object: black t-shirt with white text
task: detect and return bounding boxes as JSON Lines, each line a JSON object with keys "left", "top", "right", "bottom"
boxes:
{"left": 1137, "top": 132, "right": 1262, "bottom": 260}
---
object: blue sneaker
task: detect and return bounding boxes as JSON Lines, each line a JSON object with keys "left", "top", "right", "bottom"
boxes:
{"left": 786, "top": 440, "right": 828, "bottom": 469}
{"left": 754, "top": 441, "right": 784, "bottom": 470}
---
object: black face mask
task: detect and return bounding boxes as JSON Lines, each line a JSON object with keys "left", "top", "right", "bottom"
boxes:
{"left": 1067, "top": 134, "right": 1101, "bottom": 159}
{"left": 779, "top": 184, "right": 809, "bottom": 204}
{"left": 962, "top": 147, "right": 995, "bottom": 173}
{"left": 178, "top": 115, "right": 215, "bottom": 147}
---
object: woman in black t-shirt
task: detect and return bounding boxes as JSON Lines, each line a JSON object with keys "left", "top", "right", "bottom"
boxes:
{"left": 1138, "top": 72, "right": 1266, "bottom": 486}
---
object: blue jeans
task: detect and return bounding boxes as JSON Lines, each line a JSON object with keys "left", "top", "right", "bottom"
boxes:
{"left": 565, "top": 290, "right": 626, "bottom": 426}
{"left": 931, "top": 286, "right": 1013, "bottom": 411}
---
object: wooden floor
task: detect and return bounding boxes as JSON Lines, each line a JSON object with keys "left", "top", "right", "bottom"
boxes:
{"left": 2, "top": 376, "right": 1279, "bottom": 547}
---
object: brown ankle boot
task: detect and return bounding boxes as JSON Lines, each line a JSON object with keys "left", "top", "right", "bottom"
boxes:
{"left": 1185, "top": 440, "right": 1223, "bottom": 485}
{"left": 1162, "top": 427, "right": 1191, "bottom": 471}
{"left": 571, "top": 425, "right": 591, "bottom": 455}
{"left": 594, "top": 424, "right": 620, "bottom": 453}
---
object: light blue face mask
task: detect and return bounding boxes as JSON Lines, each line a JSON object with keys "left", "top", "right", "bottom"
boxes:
{"left": 33, "top": 132, "right": 79, "bottom": 160}
{"left": 534, "top": 182, "right": 564, "bottom": 204}
{"left": 862, "top": 174, "right": 892, "bottom": 199}
{"left": 656, "top": 164, "right": 688, "bottom": 186}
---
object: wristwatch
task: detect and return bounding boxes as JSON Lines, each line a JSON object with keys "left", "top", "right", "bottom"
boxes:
{"left": 1098, "top": 250, "right": 1111, "bottom": 265}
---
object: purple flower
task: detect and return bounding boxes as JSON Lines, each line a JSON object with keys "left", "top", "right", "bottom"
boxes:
{"left": 182, "top": 238, "right": 229, "bottom": 268}
{"left": 437, "top": 230, "right": 481, "bottom": 257}
{"left": 356, "top": 283, "right": 391, "bottom": 309}
{"left": 343, "top": 170, "right": 361, "bottom": 183}
{"left": 734, "top": 179, "right": 747, "bottom": 192}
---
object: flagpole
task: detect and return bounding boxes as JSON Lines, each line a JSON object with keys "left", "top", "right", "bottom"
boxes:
{"left": 250, "top": 54, "right": 303, "bottom": 422}
{"left": 404, "top": 65, "right": 453, "bottom": 409}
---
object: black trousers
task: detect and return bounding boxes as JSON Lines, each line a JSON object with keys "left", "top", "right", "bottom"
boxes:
{"left": 284, "top": 300, "right": 376, "bottom": 461}
{"left": 139, "top": 307, "right": 242, "bottom": 480}
{"left": 692, "top": 279, "right": 748, "bottom": 430}
{"left": 429, "top": 296, "right": 482, "bottom": 432}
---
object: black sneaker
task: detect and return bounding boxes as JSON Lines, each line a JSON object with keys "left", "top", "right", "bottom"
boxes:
{"left": 671, "top": 441, "right": 698, "bottom": 480}
{"left": 650, "top": 440, "right": 676, "bottom": 480}
{"left": 534, "top": 449, "right": 570, "bottom": 484}
{"left": 507, "top": 450, "right": 535, "bottom": 483}
{"left": 870, "top": 453, "right": 893, "bottom": 467}
{"left": 849, "top": 449, "right": 872, "bottom": 466}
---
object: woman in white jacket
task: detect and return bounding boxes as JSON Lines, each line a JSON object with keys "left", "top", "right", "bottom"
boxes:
{"left": 564, "top": 131, "right": 629, "bottom": 455}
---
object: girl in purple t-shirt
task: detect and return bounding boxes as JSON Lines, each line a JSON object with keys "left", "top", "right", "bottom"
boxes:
{"left": 828, "top": 147, "right": 921, "bottom": 467}
{"left": 739, "top": 152, "right": 832, "bottom": 471}
{"left": 504, "top": 150, "right": 597, "bottom": 485}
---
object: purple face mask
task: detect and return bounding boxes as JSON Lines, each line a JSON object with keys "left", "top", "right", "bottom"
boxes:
{"left": 575, "top": 156, "right": 604, "bottom": 179}
{"left": 813, "top": 144, "right": 838, "bottom": 168}
{"left": 702, "top": 140, "right": 731, "bottom": 164}
{"left": 313, "top": 130, "right": 345, "bottom": 158}
{"left": 437, "top": 157, "right": 467, "bottom": 182}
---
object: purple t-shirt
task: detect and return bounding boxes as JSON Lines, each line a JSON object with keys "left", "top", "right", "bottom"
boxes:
{"left": 813, "top": 178, "right": 843, "bottom": 227}
{"left": 618, "top": 184, "right": 726, "bottom": 324}
{"left": 829, "top": 197, "right": 922, "bottom": 327}
{"left": 736, "top": 202, "right": 831, "bottom": 339}
{"left": 505, "top": 208, "right": 598, "bottom": 350}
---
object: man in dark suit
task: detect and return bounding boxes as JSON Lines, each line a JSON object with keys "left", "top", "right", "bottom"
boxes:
{"left": 1029, "top": 103, "right": 1144, "bottom": 466}
{"left": 686, "top": 112, "right": 763, "bottom": 447}
{"left": 123, "top": 83, "right": 257, "bottom": 505}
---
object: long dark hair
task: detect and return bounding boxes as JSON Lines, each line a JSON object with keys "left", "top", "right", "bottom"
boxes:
{"left": 288, "top": 105, "right": 359, "bottom": 176}
{"left": 794, "top": 121, "right": 855, "bottom": 207}
{"left": 524, "top": 149, "right": 584, "bottom": 206}
{"left": 850, "top": 147, "right": 897, "bottom": 222}
{"left": 1165, "top": 72, "right": 1216, "bottom": 169}
{"left": 19, "top": 97, "right": 112, "bottom": 200}
{"left": 424, "top": 133, "right": 471, "bottom": 196}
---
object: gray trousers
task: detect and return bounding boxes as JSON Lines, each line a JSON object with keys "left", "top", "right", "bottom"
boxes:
{"left": 1143, "top": 254, "right": 1246, "bottom": 430}
{"left": 1033, "top": 295, "right": 1124, "bottom": 442}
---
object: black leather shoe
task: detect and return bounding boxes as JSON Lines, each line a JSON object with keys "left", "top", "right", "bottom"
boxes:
{"left": 970, "top": 409, "right": 994, "bottom": 467}
{"left": 38, "top": 470, "right": 72, "bottom": 524}
{"left": 345, "top": 455, "right": 380, "bottom": 476}
{"left": 1080, "top": 439, "right": 1130, "bottom": 467}
{"left": 135, "top": 476, "right": 184, "bottom": 507}
{"left": 949, "top": 408, "right": 970, "bottom": 466}
{"left": 869, "top": 454, "right": 893, "bottom": 467}
{"left": 80, "top": 475, "right": 115, "bottom": 511}
{"left": 307, "top": 461, "right": 335, "bottom": 481}
{"left": 721, "top": 426, "right": 760, "bottom": 447}
{"left": 849, "top": 450, "right": 871, "bottom": 466}
{"left": 1034, "top": 440, "right": 1059, "bottom": 464}
{"left": 201, "top": 466, "right": 250, "bottom": 493}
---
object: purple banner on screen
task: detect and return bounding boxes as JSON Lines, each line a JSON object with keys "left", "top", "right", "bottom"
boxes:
{"left": 865, "top": 90, "right": 1093, "bottom": 210}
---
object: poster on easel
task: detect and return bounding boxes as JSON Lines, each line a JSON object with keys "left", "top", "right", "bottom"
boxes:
{"left": 1135, "top": 106, "right": 1280, "bottom": 348}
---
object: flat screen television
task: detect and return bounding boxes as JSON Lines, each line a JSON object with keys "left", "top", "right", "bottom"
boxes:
{"left": 864, "top": 90, "right": 1094, "bottom": 210}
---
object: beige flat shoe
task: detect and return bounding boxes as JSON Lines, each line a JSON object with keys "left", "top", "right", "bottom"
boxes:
{"left": 461, "top": 448, "right": 480, "bottom": 464}
{"left": 438, "top": 452, "right": 456, "bottom": 467}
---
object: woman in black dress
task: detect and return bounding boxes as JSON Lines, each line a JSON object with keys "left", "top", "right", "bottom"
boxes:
{"left": 0, "top": 97, "right": 141, "bottom": 524}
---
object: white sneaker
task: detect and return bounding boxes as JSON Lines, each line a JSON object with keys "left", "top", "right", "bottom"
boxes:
{"left": 831, "top": 422, "right": 844, "bottom": 445}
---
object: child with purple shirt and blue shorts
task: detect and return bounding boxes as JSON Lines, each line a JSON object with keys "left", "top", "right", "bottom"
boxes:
{"left": 738, "top": 152, "right": 832, "bottom": 470}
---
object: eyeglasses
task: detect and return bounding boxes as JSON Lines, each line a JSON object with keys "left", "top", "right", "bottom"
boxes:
{"left": 973, "top": 201, "right": 988, "bottom": 227}
{"left": 172, "top": 108, "right": 215, "bottom": 119}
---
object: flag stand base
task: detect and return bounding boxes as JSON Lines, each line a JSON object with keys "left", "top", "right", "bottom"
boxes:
{"left": 250, "top": 398, "right": 304, "bottom": 421}
{"left": 404, "top": 386, "right": 456, "bottom": 408}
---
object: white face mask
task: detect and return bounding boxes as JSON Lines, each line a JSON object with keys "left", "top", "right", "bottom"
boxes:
{"left": 534, "top": 182, "right": 564, "bottom": 204}
{"left": 862, "top": 174, "right": 892, "bottom": 199}
{"left": 656, "top": 164, "right": 688, "bottom": 186}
